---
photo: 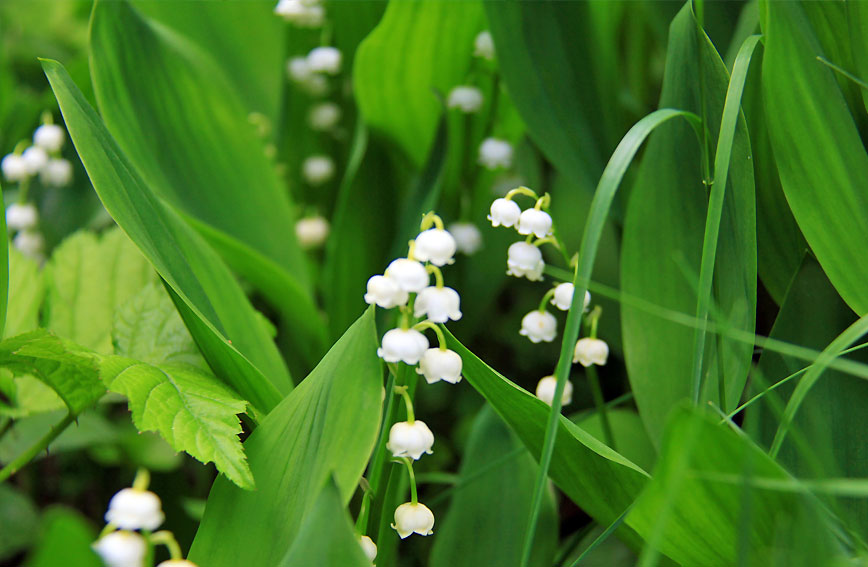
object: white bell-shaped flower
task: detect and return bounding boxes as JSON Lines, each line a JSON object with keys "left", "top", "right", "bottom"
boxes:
{"left": 364, "top": 275, "right": 409, "bottom": 309}
{"left": 33, "top": 123, "right": 66, "bottom": 152}
{"left": 386, "top": 420, "right": 434, "bottom": 460}
{"left": 6, "top": 203, "right": 38, "bottom": 231}
{"left": 416, "top": 348, "right": 462, "bottom": 384}
{"left": 414, "top": 286, "right": 461, "bottom": 323}
{"left": 21, "top": 146, "right": 48, "bottom": 175}
{"left": 474, "top": 30, "right": 495, "bottom": 60}
{"left": 573, "top": 337, "right": 609, "bottom": 367}
{"left": 1, "top": 154, "right": 29, "bottom": 182}
{"left": 308, "top": 102, "right": 341, "bottom": 131}
{"left": 519, "top": 310, "right": 558, "bottom": 343}
{"left": 385, "top": 258, "right": 429, "bottom": 292}
{"left": 487, "top": 198, "right": 521, "bottom": 228}
{"left": 392, "top": 502, "right": 435, "bottom": 539}
{"left": 295, "top": 216, "right": 330, "bottom": 249}
{"left": 274, "top": 0, "right": 324, "bottom": 27}
{"left": 13, "top": 231, "right": 44, "bottom": 259}
{"left": 517, "top": 208, "right": 553, "bottom": 239}
{"left": 358, "top": 535, "right": 377, "bottom": 564}
{"left": 478, "top": 138, "right": 513, "bottom": 170}
{"left": 92, "top": 531, "right": 147, "bottom": 567}
{"left": 377, "top": 328, "right": 429, "bottom": 364}
{"left": 447, "top": 86, "right": 483, "bottom": 113}
{"left": 506, "top": 241, "right": 544, "bottom": 281}
{"left": 157, "top": 561, "right": 199, "bottom": 567}
{"left": 413, "top": 228, "right": 456, "bottom": 266}
{"left": 40, "top": 158, "right": 73, "bottom": 187}
{"left": 448, "top": 222, "right": 482, "bottom": 255}
{"left": 105, "top": 487, "right": 165, "bottom": 531}
{"left": 551, "top": 283, "right": 591, "bottom": 312}
{"left": 307, "top": 46, "right": 342, "bottom": 75}
{"left": 287, "top": 56, "right": 312, "bottom": 83}
{"left": 535, "top": 375, "right": 573, "bottom": 406}
{"left": 302, "top": 155, "right": 335, "bottom": 185}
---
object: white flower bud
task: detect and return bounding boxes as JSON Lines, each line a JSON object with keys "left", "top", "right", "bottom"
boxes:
{"left": 414, "top": 286, "right": 461, "bottom": 323}
{"left": 487, "top": 198, "right": 521, "bottom": 228}
{"left": 308, "top": 102, "right": 341, "bottom": 131}
{"left": 413, "top": 228, "right": 456, "bottom": 266}
{"left": 478, "top": 138, "right": 513, "bottom": 170}
{"left": 92, "top": 531, "right": 147, "bottom": 567}
{"left": 307, "top": 46, "right": 342, "bottom": 75}
{"left": 302, "top": 155, "right": 335, "bottom": 185}
{"left": 157, "top": 561, "right": 199, "bottom": 567}
{"left": 506, "top": 241, "right": 544, "bottom": 281}
{"left": 385, "top": 258, "right": 429, "bottom": 292}
{"left": 105, "top": 487, "right": 165, "bottom": 531}
{"left": 287, "top": 56, "right": 312, "bottom": 83}
{"left": 392, "top": 502, "right": 435, "bottom": 539}
{"left": 519, "top": 310, "right": 557, "bottom": 343}
{"left": 416, "top": 348, "right": 462, "bottom": 384}
{"left": 364, "top": 274, "right": 409, "bottom": 308}
{"left": 551, "top": 283, "right": 591, "bottom": 312}
{"left": 387, "top": 420, "right": 434, "bottom": 460}
{"left": 13, "top": 230, "right": 44, "bottom": 259}
{"left": 40, "top": 158, "right": 73, "bottom": 187}
{"left": 517, "top": 208, "right": 553, "bottom": 239}
{"left": 33, "top": 124, "right": 65, "bottom": 152}
{"left": 358, "top": 535, "right": 377, "bottom": 564}
{"left": 474, "top": 30, "right": 495, "bottom": 60}
{"left": 448, "top": 222, "right": 482, "bottom": 255}
{"left": 295, "top": 216, "right": 330, "bottom": 249}
{"left": 573, "top": 337, "right": 609, "bottom": 367}
{"left": 274, "top": 0, "right": 324, "bottom": 27}
{"left": 21, "top": 146, "right": 48, "bottom": 175}
{"left": 377, "top": 328, "right": 429, "bottom": 364}
{"left": 535, "top": 375, "right": 573, "bottom": 406}
{"left": 6, "top": 203, "right": 38, "bottom": 231}
{"left": 1, "top": 154, "right": 29, "bottom": 182}
{"left": 447, "top": 86, "right": 483, "bottom": 113}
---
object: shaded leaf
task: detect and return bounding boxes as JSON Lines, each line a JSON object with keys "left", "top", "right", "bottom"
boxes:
{"left": 0, "top": 484, "right": 39, "bottom": 561}
{"left": 25, "top": 507, "right": 101, "bottom": 567}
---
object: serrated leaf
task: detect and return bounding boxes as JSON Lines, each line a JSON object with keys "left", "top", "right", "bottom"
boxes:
{"left": 101, "top": 356, "right": 253, "bottom": 489}
{"left": 45, "top": 228, "right": 154, "bottom": 353}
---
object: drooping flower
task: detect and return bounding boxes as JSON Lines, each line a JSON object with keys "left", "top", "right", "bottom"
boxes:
{"left": 517, "top": 208, "right": 553, "bottom": 239}
{"left": 92, "top": 531, "right": 147, "bottom": 567}
{"left": 478, "top": 138, "right": 513, "bottom": 170}
{"left": 413, "top": 228, "right": 457, "bottom": 266}
{"left": 33, "top": 123, "right": 65, "bottom": 152}
{"left": 474, "top": 30, "right": 495, "bottom": 60}
{"left": 487, "top": 198, "right": 521, "bottom": 228}
{"left": 386, "top": 420, "right": 435, "bottom": 460}
{"left": 392, "top": 502, "right": 435, "bottom": 539}
{"left": 295, "top": 216, "right": 330, "bottom": 249}
{"left": 551, "top": 282, "right": 591, "bottom": 312}
{"left": 416, "top": 348, "right": 463, "bottom": 384}
{"left": 21, "top": 146, "right": 48, "bottom": 175}
{"left": 274, "top": 0, "right": 324, "bottom": 27}
{"left": 6, "top": 203, "right": 38, "bottom": 231}
{"left": 156, "top": 561, "right": 199, "bottom": 567}
{"left": 384, "top": 258, "right": 429, "bottom": 292}
{"left": 40, "top": 158, "right": 72, "bottom": 187}
{"left": 506, "top": 241, "right": 544, "bottom": 281}
{"left": 573, "top": 337, "right": 609, "bottom": 367}
{"left": 535, "top": 375, "right": 573, "bottom": 406}
{"left": 105, "top": 487, "right": 165, "bottom": 531}
{"left": 377, "top": 328, "right": 429, "bottom": 364}
{"left": 519, "top": 310, "right": 558, "bottom": 343}
{"left": 364, "top": 275, "right": 409, "bottom": 308}
{"left": 13, "top": 230, "right": 44, "bottom": 259}
{"left": 448, "top": 222, "right": 482, "bottom": 255}
{"left": 307, "top": 46, "right": 342, "bottom": 75}
{"left": 308, "top": 102, "right": 341, "bottom": 131}
{"left": 414, "top": 286, "right": 462, "bottom": 323}
{"left": 447, "top": 86, "right": 484, "bottom": 113}
{"left": 1, "top": 154, "right": 28, "bottom": 182}
{"left": 302, "top": 155, "right": 335, "bottom": 185}
{"left": 358, "top": 535, "right": 377, "bottom": 565}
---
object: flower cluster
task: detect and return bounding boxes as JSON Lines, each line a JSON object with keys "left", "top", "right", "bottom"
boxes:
{"left": 92, "top": 470, "right": 197, "bottom": 567}
{"left": 274, "top": 0, "right": 324, "bottom": 28}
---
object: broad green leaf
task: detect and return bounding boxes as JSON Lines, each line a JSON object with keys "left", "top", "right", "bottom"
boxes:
{"left": 576, "top": 409, "right": 656, "bottom": 473}
{"left": 189, "top": 308, "right": 383, "bottom": 566}
{"left": 42, "top": 59, "right": 291, "bottom": 413}
{"left": 761, "top": 0, "right": 868, "bottom": 315}
{"left": 329, "top": 1, "right": 386, "bottom": 70}
{"left": 620, "top": 2, "right": 756, "bottom": 441}
{"left": 44, "top": 228, "right": 153, "bottom": 353}
{"left": 89, "top": 0, "right": 309, "bottom": 289}
{"left": 106, "top": 282, "right": 252, "bottom": 488}
{"left": 430, "top": 407, "right": 558, "bottom": 567}
{"left": 7, "top": 246, "right": 43, "bottom": 337}
{"left": 277, "top": 479, "right": 369, "bottom": 567}
{"left": 25, "top": 507, "right": 101, "bottom": 567}
{"left": 0, "top": 484, "right": 39, "bottom": 561}
{"left": 849, "top": 1, "right": 868, "bottom": 113}
{"left": 354, "top": 0, "right": 484, "bottom": 166}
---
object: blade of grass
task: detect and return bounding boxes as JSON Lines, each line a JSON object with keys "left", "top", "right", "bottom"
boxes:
{"left": 566, "top": 503, "right": 635, "bottom": 567}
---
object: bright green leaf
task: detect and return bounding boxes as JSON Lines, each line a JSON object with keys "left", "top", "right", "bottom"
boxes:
{"left": 7, "top": 246, "right": 44, "bottom": 337}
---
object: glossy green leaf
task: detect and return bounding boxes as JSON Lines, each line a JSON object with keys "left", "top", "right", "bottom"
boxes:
{"left": 620, "top": 2, "right": 756, "bottom": 441}
{"left": 430, "top": 407, "right": 558, "bottom": 567}
{"left": 849, "top": 1, "right": 868, "bottom": 113}
{"left": 89, "top": 0, "right": 309, "bottom": 288}
{"left": 354, "top": 0, "right": 483, "bottom": 166}
{"left": 25, "top": 507, "right": 101, "bottom": 567}
{"left": 44, "top": 228, "right": 153, "bottom": 353}
{"left": 761, "top": 0, "right": 868, "bottom": 315}
{"left": 42, "top": 58, "right": 291, "bottom": 413}
{"left": 188, "top": 308, "right": 383, "bottom": 566}
{"left": 277, "top": 479, "right": 370, "bottom": 567}
{"left": 576, "top": 409, "right": 657, "bottom": 473}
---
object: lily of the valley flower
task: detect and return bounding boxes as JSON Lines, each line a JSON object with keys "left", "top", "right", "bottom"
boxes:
{"left": 416, "top": 348, "right": 463, "bottom": 384}
{"left": 33, "top": 123, "right": 65, "bottom": 152}
{"left": 447, "top": 86, "right": 483, "bottom": 113}
{"left": 573, "top": 337, "right": 609, "bottom": 367}
{"left": 519, "top": 309, "right": 558, "bottom": 343}
{"left": 92, "top": 531, "right": 147, "bottom": 567}
{"left": 387, "top": 420, "right": 435, "bottom": 460}
{"left": 1, "top": 154, "right": 28, "bottom": 182}
{"left": 274, "top": 0, "right": 324, "bottom": 27}
{"left": 517, "top": 208, "right": 553, "bottom": 239}
{"left": 13, "top": 231, "right": 44, "bottom": 259}
{"left": 286, "top": 57, "right": 328, "bottom": 96}
{"left": 377, "top": 328, "right": 429, "bottom": 364}
{"left": 478, "top": 137, "right": 513, "bottom": 170}
{"left": 364, "top": 274, "right": 409, "bottom": 308}
{"left": 308, "top": 102, "right": 341, "bottom": 131}
{"left": 307, "top": 46, "right": 342, "bottom": 75}
{"left": 21, "top": 146, "right": 48, "bottom": 175}
{"left": 413, "top": 228, "right": 457, "bottom": 266}
{"left": 302, "top": 155, "right": 335, "bottom": 185}
{"left": 474, "top": 30, "right": 495, "bottom": 60}
{"left": 40, "top": 158, "right": 72, "bottom": 187}
{"left": 392, "top": 502, "right": 435, "bottom": 539}
{"left": 448, "top": 222, "right": 482, "bottom": 255}
{"left": 157, "top": 561, "right": 199, "bottom": 567}
{"left": 487, "top": 198, "right": 521, "bottom": 228}
{"left": 105, "top": 487, "right": 165, "bottom": 531}
{"left": 535, "top": 375, "right": 573, "bottom": 406}
{"left": 358, "top": 535, "right": 377, "bottom": 564}
{"left": 551, "top": 282, "right": 591, "bottom": 312}
{"left": 414, "top": 286, "right": 462, "bottom": 323}
{"left": 385, "top": 258, "right": 429, "bottom": 292}
{"left": 506, "top": 241, "right": 544, "bottom": 281}
{"left": 6, "top": 203, "right": 38, "bottom": 231}
{"left": 295, "top": 216, "right": 330, "bottom": 249}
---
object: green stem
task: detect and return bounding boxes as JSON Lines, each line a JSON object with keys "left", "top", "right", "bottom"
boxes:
{"left": 400, "top": 457, "right": 418, "bottom": 504}
{"left": 420, "top": 211, "right": 445, "bottom": 231}
{"left": 533, "top": 193, "right": 551, "bottom": 210}
{"left": 505, "top": 186, "right": 538, "bottom": 201}
{"left": 150, "top": 530, "right": 183, "bottom": 560}
{"left": 413, "top": 321, "right": 447, "bottom": 351}
{"left": 532, "top": 236, "right": 559, "bottom": 248}
{"left": 394, "top": 385, "right": 415, "bottom": 423}
{"left": 132, "top": 468, "right": 150, "bottom": 491}
{"left": 586, "top": 366, "right": 615, "bottom": 450}
{"left": 426, "top": 264, "right": 445, "bottom": 288}
{"left": 360, "top": 366, "right": 399, "bottom": 535}
{"left": 538, "top": 288, "right": 556, "bottom": 312}
{"left": 0, "top": 412, "right": 75, "bottom": 484}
